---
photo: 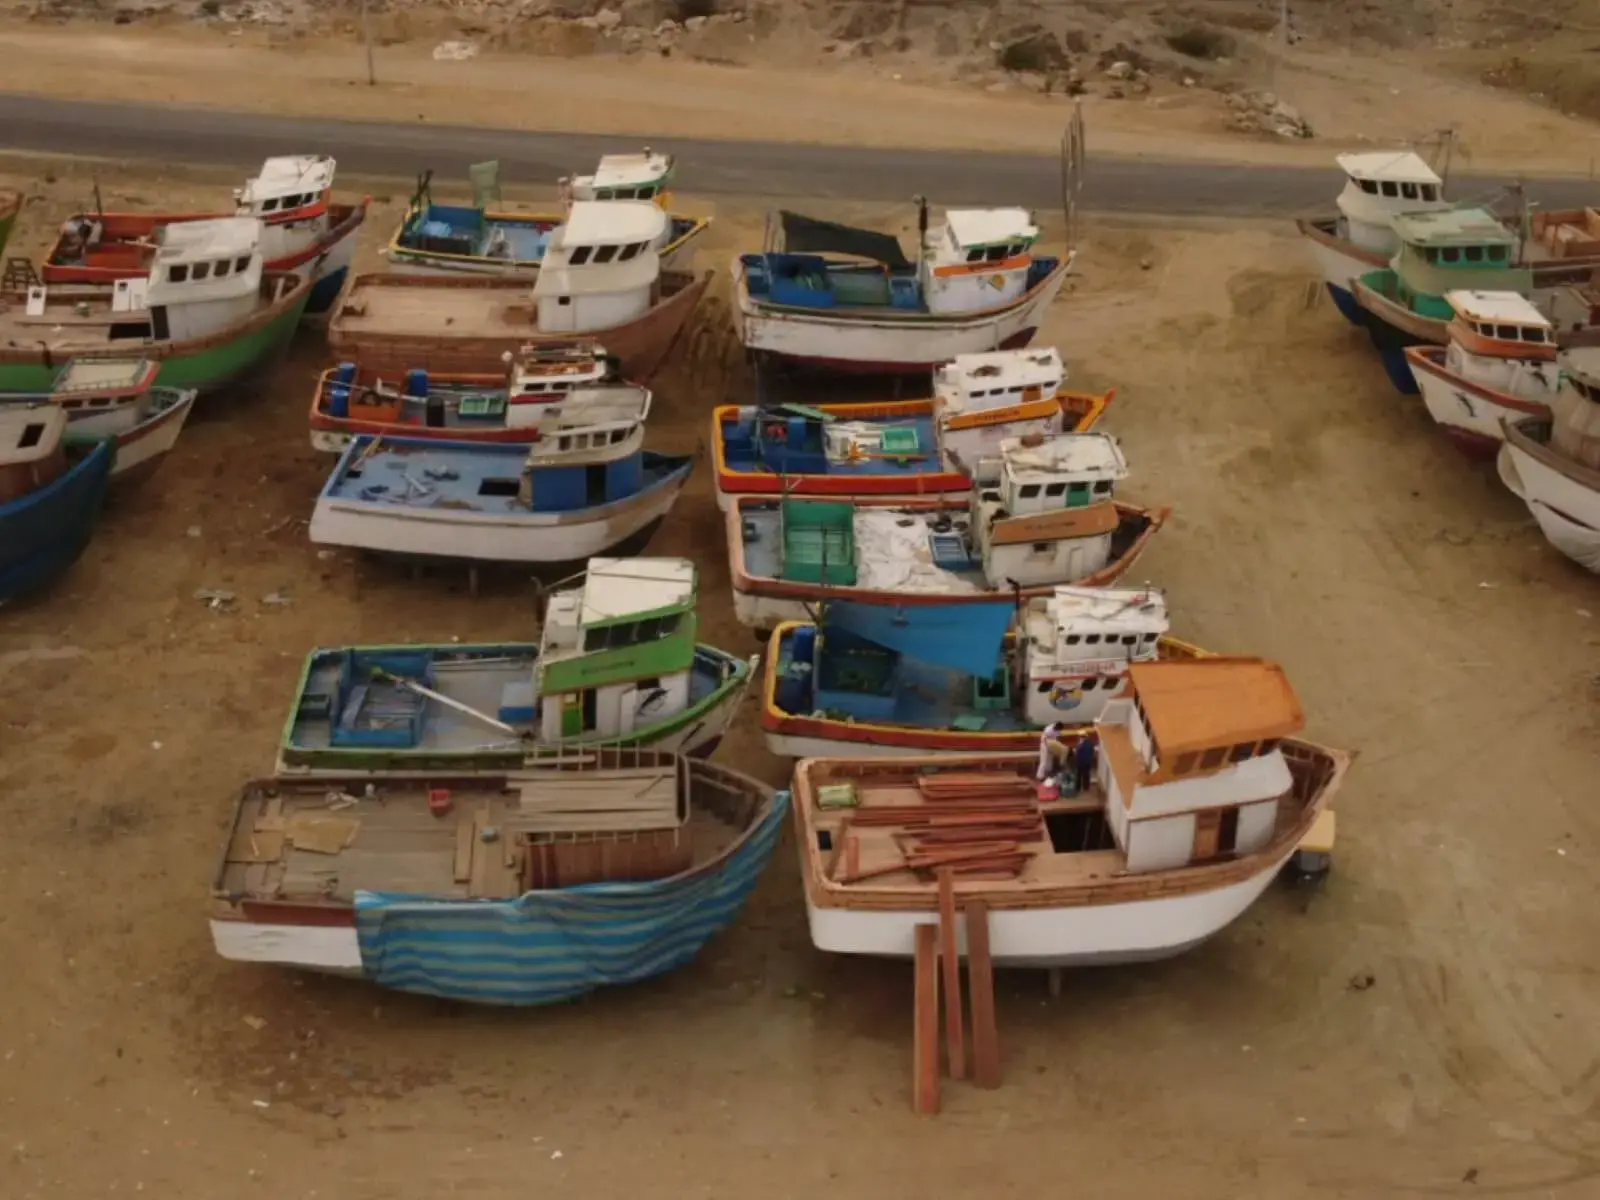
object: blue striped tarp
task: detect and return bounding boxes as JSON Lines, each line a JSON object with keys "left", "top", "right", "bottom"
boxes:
{"left": 352, "top": 790, "right": 788, "bottom": 1005}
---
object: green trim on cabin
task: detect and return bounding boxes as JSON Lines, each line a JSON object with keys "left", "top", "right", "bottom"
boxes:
{"left": 583, "top": 595, "right": 696, "bottom": 631}
{"left": 539, "top": 616, "right": 699, "bottom": 695}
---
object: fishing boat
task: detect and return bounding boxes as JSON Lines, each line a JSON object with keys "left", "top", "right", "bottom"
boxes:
{"left": 0, "top": 358, "right": 196, "bottom": 482}
{"left": 0, "top": 188, "right": 19, "bottom": 259}
{"left": 209, "top": 749, "right": 786, "bottom": 1004}
{"left": 307, "top": 342, "right": 643, "bottom": 452}
{"left": 0, "top": 216, "right": 311, "bottom": 395}
{"left": 733, "top": 202, "right": 1074, "bottom": 374}
{"left": 1404, "top": 291, "right": 1561, "bottom": 459}
{"left": 1498, "top": 347, "right": 1600, "bottom": 572}
{"left": 727, "top": 430, "right": 1171, "bottom": 630}
{"left": 712, "top": 352, "right": 1111, "bottom": 509}
{"left": 331, "top": 200, "right": 710, "bottom": 382}
{"left": 789, "top": 656, "right": 1352, "bottom": 967}
{"left": 0, "top": 405, "right": 116, "bottom": 603}
{"left": 309, "top": 385, "right": 691, "bottom": 566}
{"left": 386, "top": 150, "right": 708, "bottom": 277}
{"left": 40, "top": 156, "right": 367, "bottom": 324}
{"left": 1296, "top": 152, "right": 1450, "bottom": 324}
{"left": 760, "top": 587, "right": 1212, "bottom": 759}
{"left": 277, "top": 557, "right": 758, "bottom": 773}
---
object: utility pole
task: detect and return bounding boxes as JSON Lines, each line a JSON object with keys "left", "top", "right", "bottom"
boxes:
{"left": 360, "top": 0, "right": 376, "bottom": 85}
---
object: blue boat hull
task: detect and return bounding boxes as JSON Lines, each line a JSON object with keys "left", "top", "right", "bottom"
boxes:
{"left": 304, "top": 264, "right": 349, "bottom": 319}
{"left": 1326, "top": 282, "right": 1364, "bottom": 326}
{"left": 1359, "top": 311, "right": 1425, "bottom": 395}
{"left": 0, "top": 437, "right": 115, "bottom": 603}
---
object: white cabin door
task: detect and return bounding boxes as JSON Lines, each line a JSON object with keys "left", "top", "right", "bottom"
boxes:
{"left": 617, "top": 687, "right": 638, "bottom": 735}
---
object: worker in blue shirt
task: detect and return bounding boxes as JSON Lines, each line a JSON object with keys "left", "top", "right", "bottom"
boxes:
{"left": 1073, "top": 733, "right": 1098, "bottom": 794}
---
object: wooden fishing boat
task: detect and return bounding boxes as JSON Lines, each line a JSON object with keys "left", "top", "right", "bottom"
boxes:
{"left": 1404, "top": 290, "right": 1560, "bottom": 459}
{"left": 726, "top": 433, "right": 1170, "bottom": 631}
{"left": 0, "top": 217, "right": 311, "bottom": 395}
{"left": 333, "top": 200, "right": 710, "bottom": 381}
{"left": 0, "top": 406, "right": 116, "bottom": 603}
{"left": 734, "top": 203, "right": 1074, "bottom": 374}
{"left": 276, "top": 558, "right": 758, "bottom": 774}
{"left": 307, "top": 341, "right": 644, "bottom": 452}
{"left": 0, "top": 357, "right": 196, "bottom": 482}
{"left": 40, "top": 156, "right": 367, "bottom": 324}
{"left": 386, "top": 150, "right": 708, "bottom": 277}
{"left": 760, "top": 589, "right": 1213, "bottom": 759}
{"left": 713, "top": 356, "right": 1113, "bottom": 508}
{"left": 1498, "top": 347, "right": 1600, "bottom": 572}
{"left": 0, "top": 188, "right": 19, "bottom": 260}
{"left": 209, "top": 750, "right": 786, "bottom": 1004}
{"left": 309, "top": 432, "right": 694, "bottom": 566}
{"left": 790, "top": 656, "right": 1353, "bottom": 966}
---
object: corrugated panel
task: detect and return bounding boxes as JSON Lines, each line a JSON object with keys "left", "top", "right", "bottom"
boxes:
{"left": 351, "top": 791, "right": 788, "bottom": 1005}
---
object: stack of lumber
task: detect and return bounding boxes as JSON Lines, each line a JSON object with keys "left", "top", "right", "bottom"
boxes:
{"left": 508, "top": 764, "right": 682, "bottom": 833}
{"left": 838, "top": 771, "right": 1043, "bottom": 882}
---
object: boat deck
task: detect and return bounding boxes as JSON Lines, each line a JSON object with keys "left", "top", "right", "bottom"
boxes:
{"left": 323, "top": 381, "right": 648, "bottom": 433}
{"left": 741, "top": 501, "right": 989, "bottom": 594}
{"left": 334, "top": 279, "right": 535, "bottom": 338}
{"left": 720, "top": 409, "right": 941, "bottom": 477}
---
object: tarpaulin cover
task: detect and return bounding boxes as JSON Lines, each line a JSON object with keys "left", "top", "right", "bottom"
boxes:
{"left": 822, "top": 598, "right": 1015, "bottom": 678}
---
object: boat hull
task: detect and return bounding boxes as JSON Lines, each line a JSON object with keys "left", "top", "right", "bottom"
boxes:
{"left": 1407, "top": 347, "right": 1554, "bottom": 460}
{"left": 733, "top": 256, "right": 1073, "bottom": 373}
{"left": 1351, "top": 278, "right": 1443, "bottom": 395}
{"left": 1498, "top": 422, "right": 1600, "bottom": 571}
{"left": 386, "top": 213, "right": 709, "bottom": 278}
{"left": 1296, "top": 217, "right": 1385, "bottom": 326}
{"left": 0, "top": 437, "right": 115, "bottom": 603}
{"left": 73, "top": 389, "right": 197, "bottom": 482}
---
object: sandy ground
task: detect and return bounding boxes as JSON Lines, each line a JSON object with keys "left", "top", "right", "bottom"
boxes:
{"left": 3, "top": 23, "right": 1600, "bottom": 177}
{"left": 1, "top": 159, "right": 1599, "bottom": 1197}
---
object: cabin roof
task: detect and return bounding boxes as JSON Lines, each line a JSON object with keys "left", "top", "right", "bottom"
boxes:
{"left": 558, "top": 200, "right": 668, "bottom": 247}
{"left": 529, "top": 386, "right": 649, "bottom": 429}
{"left": 1048, "top": 585, "right": 1168, "bottom": 631}
{"left": 588, "top": 150, "right": 673, "bottom": 189}
{"left": 1391, "top": 207, "right": 1513, "bottom": 248}
{"left": 0, "top": 404, "right": 67, "bottom": 466}
{"left": 52, "top": 358, "right": 157, "bottom": 396}
{"left": 1335, "top": 151, "right": 1441, "bottom": 185}
{"left": 940, "top": 347, "right": 1062, "bottom": 390}
{"left": 1001, "top": 431, "right": 1127, "bottom": 479}
{"left": 1128, "top": 657, "right": 1305, "bottom": 759}
{"left": 240, "top": 154, "right": 336, "bottom": 202}
{"left": 579, "top": 557, "right": 695, "bottom": 627}
{"left": 945, "top": 208, "right": 1037, "bottom": 249}
{"left": 1444, "top": 289, "right": 1550, "bottom": 327}
{"left": 154, "top": 216, "right": 261, "bottom": 262}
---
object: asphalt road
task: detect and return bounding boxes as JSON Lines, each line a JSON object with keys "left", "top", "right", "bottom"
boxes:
{"left": 0, "top": 92, "right": 1595, "bottom": 215}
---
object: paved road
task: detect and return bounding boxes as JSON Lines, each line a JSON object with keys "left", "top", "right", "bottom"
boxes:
{"left": 1, "top": 92, "right": 1595, "bottom": 215}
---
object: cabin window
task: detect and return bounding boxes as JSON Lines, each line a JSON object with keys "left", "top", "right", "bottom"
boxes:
{"left": 1522, "top": 327, "right": 1546, "bottom": 343}
{"left": 215, "top": 259, "right": 231, "bottom": 277}
{"left": 1439, "top": 247, "right": 1457, "bottom": 263}
{"left": 1084, "top": 633, "right": 1101, "bottom": 645}
{"left": 1487, "top": 245, "right": 1506, "bottom": 262}
{"left": 18, "top": 422, "right": 45, "bottom": 449}
{"left": 611, "top": 428, "right": 626, "bottom": 443}
{"left": 1036, "top": 681, "right": 1051, "bottom": 694}
{"left": 1379, "top": 181, "right": 1397, "bottom": 197}
{"left": 169, "top": 264, "right": 189, "bottom": 283}
{"left": 1063, "top": 634, "right": 1081, "bottom": 645}
{"left": 192, "top": 262, "right": 211, "bottom": 281}
{"left": 1121, "top": 634, "right": 1137, "bottom": 646}
{"left": 1081, "top": 678, "right": 1098, "bottom": 692}
{"left": 1067, "top": 482, "right": 1090, "bottom": 504}
{"left": 985, "top": 245, "right": 1008, "bottom": 263}
{"left": 262, "top": 197, "right": 279, "bottom": 212}
{"left": 1260, "top": 738, "right": 1281, "bottom": 754}
{"left": 558, "top": 296, "right": 572, "bottom": 306}
{"left": 1174, "top": 751, "right": 1198, "bottom": 775}
{"left": 1496, "top": 324, "right": 1518, "bottom": 340}
{"left": 1093, "top": 480, "right": 1112, "bottom": 495}
{"left": 1018, "top": 484, "right": 1041, "bottom": 500}
{"left": 595, "top": 189, "right": 614, "bottom": 200}
{"left": 477, "top": 477, "right": 521, "bottom": 497}
{"left": 1229, "top": 741, "right": 1255, "bottom": 764}
{"left": 1420, "top": 184, "right": 1438, "bottom": 201}
{"left": 1029, "top": 541, "right": 1053, "bottom": 555}
{"left": 594, "top": 245, "right": 618, "bottom": 264}
{"left": 1464, "top": 246, "right": 1483, "bottom": 262}
{"left": 1044, "top": 482, "right": 1067, "bottom": 497}
{"left": 621, "top": 242, "right": 642, "bottom": 261}
{"left": 570, "top": 246, "right": 593, "bottom": 265}
{"left": 965, "top": 248, "right": 986, "bottom": 264}
{"left": 1400, "top": 182, "right": 1418, "bottom": 200}
{"left": 1102, "top": 677, "right": 1122, "bottom": 695}
{"left": 1199, "top": 746, "right": 1227, "bottom": 770}
{"left": 235, "top": 256, "right": 251, "bottom": 273}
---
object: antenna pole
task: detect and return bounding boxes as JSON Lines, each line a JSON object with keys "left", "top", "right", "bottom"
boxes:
{"left": 360, "top": 0, "right": 377, "bottom": 85}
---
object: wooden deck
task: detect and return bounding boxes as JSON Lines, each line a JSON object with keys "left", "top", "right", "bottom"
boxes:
{"left": 333, "top": 279, "right": 535, "bottom": 338}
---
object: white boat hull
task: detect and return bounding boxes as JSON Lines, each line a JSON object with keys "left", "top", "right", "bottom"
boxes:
{"left": 210, "top": 918, "right": 363, "bottom": 973}
{"left": 733, "top": 257, "right": 1073, "bottom": 371}
{"left": 68, "top": 390, "right": 197, "bottom": 479}
{"left": 1413, "top": 366, "right": 1520, "bottom": 455}
{"left": 804, "top": 848, "right": 1296, "bottom": 966}
{"left": 1498, "top": 439, "right": 1600, "bottom": 573}
{"left": 1526, "top": 500, "right": 1600, "bottom": 573}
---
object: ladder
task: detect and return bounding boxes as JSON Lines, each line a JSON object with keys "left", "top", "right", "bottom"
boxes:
{"left": 2, "top": 257, "right": 40, "bottom": 292}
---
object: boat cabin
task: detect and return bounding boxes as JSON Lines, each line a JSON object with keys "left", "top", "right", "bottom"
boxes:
{"left": 1390, "top": 208, "right": 1529, "bottom": 318}
{"left": 521, "top": 383, "right": 650, "bottom": 461}
{"left": 922, "top": 208, "right": 1041, "bottom": 315}
{"left": 1444, "top": 289, "right": 1557, "bottom": 362}
{"left": 138, "top": 215, "right": 266, "bottom": 340}
{"left": 532, "top": 201, "right": 665, "bottom": 334}
{"left": 536, "top": 557, "right": 701, "bottom": 742}
{"left": 968, "top": 432, "right": 1129, "bottom": 587}
{"left": 1095, "top": 657, "right": 1307, "bottom": 872}
{"left": 1021, "top": 586, "right": 1168, "bottom": 725}
{"left": 232, "top": 155, "right": 337, "bottom": 262}
{"left": 0, "top": 404, "right": 69, "bottom": 503}
{"left": 565, "top": 148, "right": 674, "bottom": 204}
{"left": 1333, "top": 151, "right": 1447, "bottom": 255}
{"left": 936, "top": 347, "right": 1067, "bottom": 464}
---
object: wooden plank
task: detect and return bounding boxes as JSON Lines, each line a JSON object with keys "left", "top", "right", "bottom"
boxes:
{"left": 965, "top": 900, "right": 1001, "bottom": 1089}
{"left": 452, "top": 818, "right": 474, "bottom": 883}
{"left": 284, "top": 814, "right": 361, "bottom": 855}
{"left": 467, "top": 805, "right": 491, "bottom": 899}
{"left": 937, "top": 869, "right": 966, "bottom": 1082}
{"left": 912, "top": 923, "right": 940, "bottom": 1116}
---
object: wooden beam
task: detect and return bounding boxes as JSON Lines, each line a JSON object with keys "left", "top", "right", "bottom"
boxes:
{"left": 913, "top": 923, "right": 940, "bottom": 1115}
{"left": 965, "top": 899, "right": 1001, "bottom": 1089}
{"left": 937, "top": 869, "right": 966, "bottom": 1081}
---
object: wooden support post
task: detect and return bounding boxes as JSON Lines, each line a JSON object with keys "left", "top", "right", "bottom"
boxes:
{"left": 965, "top": 899, "right": 1001, "bottom": 1089}
{"left": 912, "top": 923, "right": 940, "bottom": 1115}
{"left": 937, "top": 869, "right": 966, "bottom": 1081}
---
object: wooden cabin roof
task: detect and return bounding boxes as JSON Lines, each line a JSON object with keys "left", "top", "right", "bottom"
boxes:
{"left": 1128, "top": 656, "right": 1305, "bottom": 758}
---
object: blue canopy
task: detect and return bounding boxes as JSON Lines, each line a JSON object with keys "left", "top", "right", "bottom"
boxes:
{"left": 822, "top": 599, "right": 1015, "bottom": 678}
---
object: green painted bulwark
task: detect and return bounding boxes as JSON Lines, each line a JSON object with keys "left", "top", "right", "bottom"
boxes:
{"left": 539, "top": 616, "right": 699, "bottom": 695}
{"left": 584, "top": 595, "right": 696, "bottom": 631}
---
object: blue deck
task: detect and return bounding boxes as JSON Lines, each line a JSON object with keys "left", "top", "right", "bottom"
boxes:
{"left": 400, "top": 205, "right": 700, "bottom": 265}
{"left": 720, "top": 409, "right": 939, "bottom": 477}
{"left": 324, "top": 435, "right": 690, "bottom": 514}
{"left": 741, "top": 253, "right": 1061, "bottom": 313}
{"left": 0, "top": 436, "right": 115, "bottom": 603}
{"left": 770, "top": 625, "right": 1032, "bottom": 733}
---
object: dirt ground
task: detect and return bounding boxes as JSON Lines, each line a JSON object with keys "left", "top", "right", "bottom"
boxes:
{"left": 1, "top": 155, "right": 1598, "bottom": 1198}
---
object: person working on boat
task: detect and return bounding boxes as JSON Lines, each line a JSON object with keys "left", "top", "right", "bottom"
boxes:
{"left": 1036, "top": 722, "right": 1069, "bottom": 783}
{"left": 1073, "top": 733, "right": 1099, "bottom": 794}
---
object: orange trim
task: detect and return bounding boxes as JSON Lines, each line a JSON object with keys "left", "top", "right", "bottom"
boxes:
{"left": 932, "top": 253, "right": 1032, "bottom": 278}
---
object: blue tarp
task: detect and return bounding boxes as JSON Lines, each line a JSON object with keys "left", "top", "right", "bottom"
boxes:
{"left": 822, "top": 599, "right": 1015, "bottom": 679}
{"left": 351, "top": 791, "right": 788, "bottom": 1006}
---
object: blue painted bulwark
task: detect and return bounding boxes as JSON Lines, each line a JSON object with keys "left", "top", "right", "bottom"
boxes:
{"left": 0, "top": 436, "right": 116, "bottom": 603}
{"left": 352, "top": 791, "right": 789, "bottom": 1006}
